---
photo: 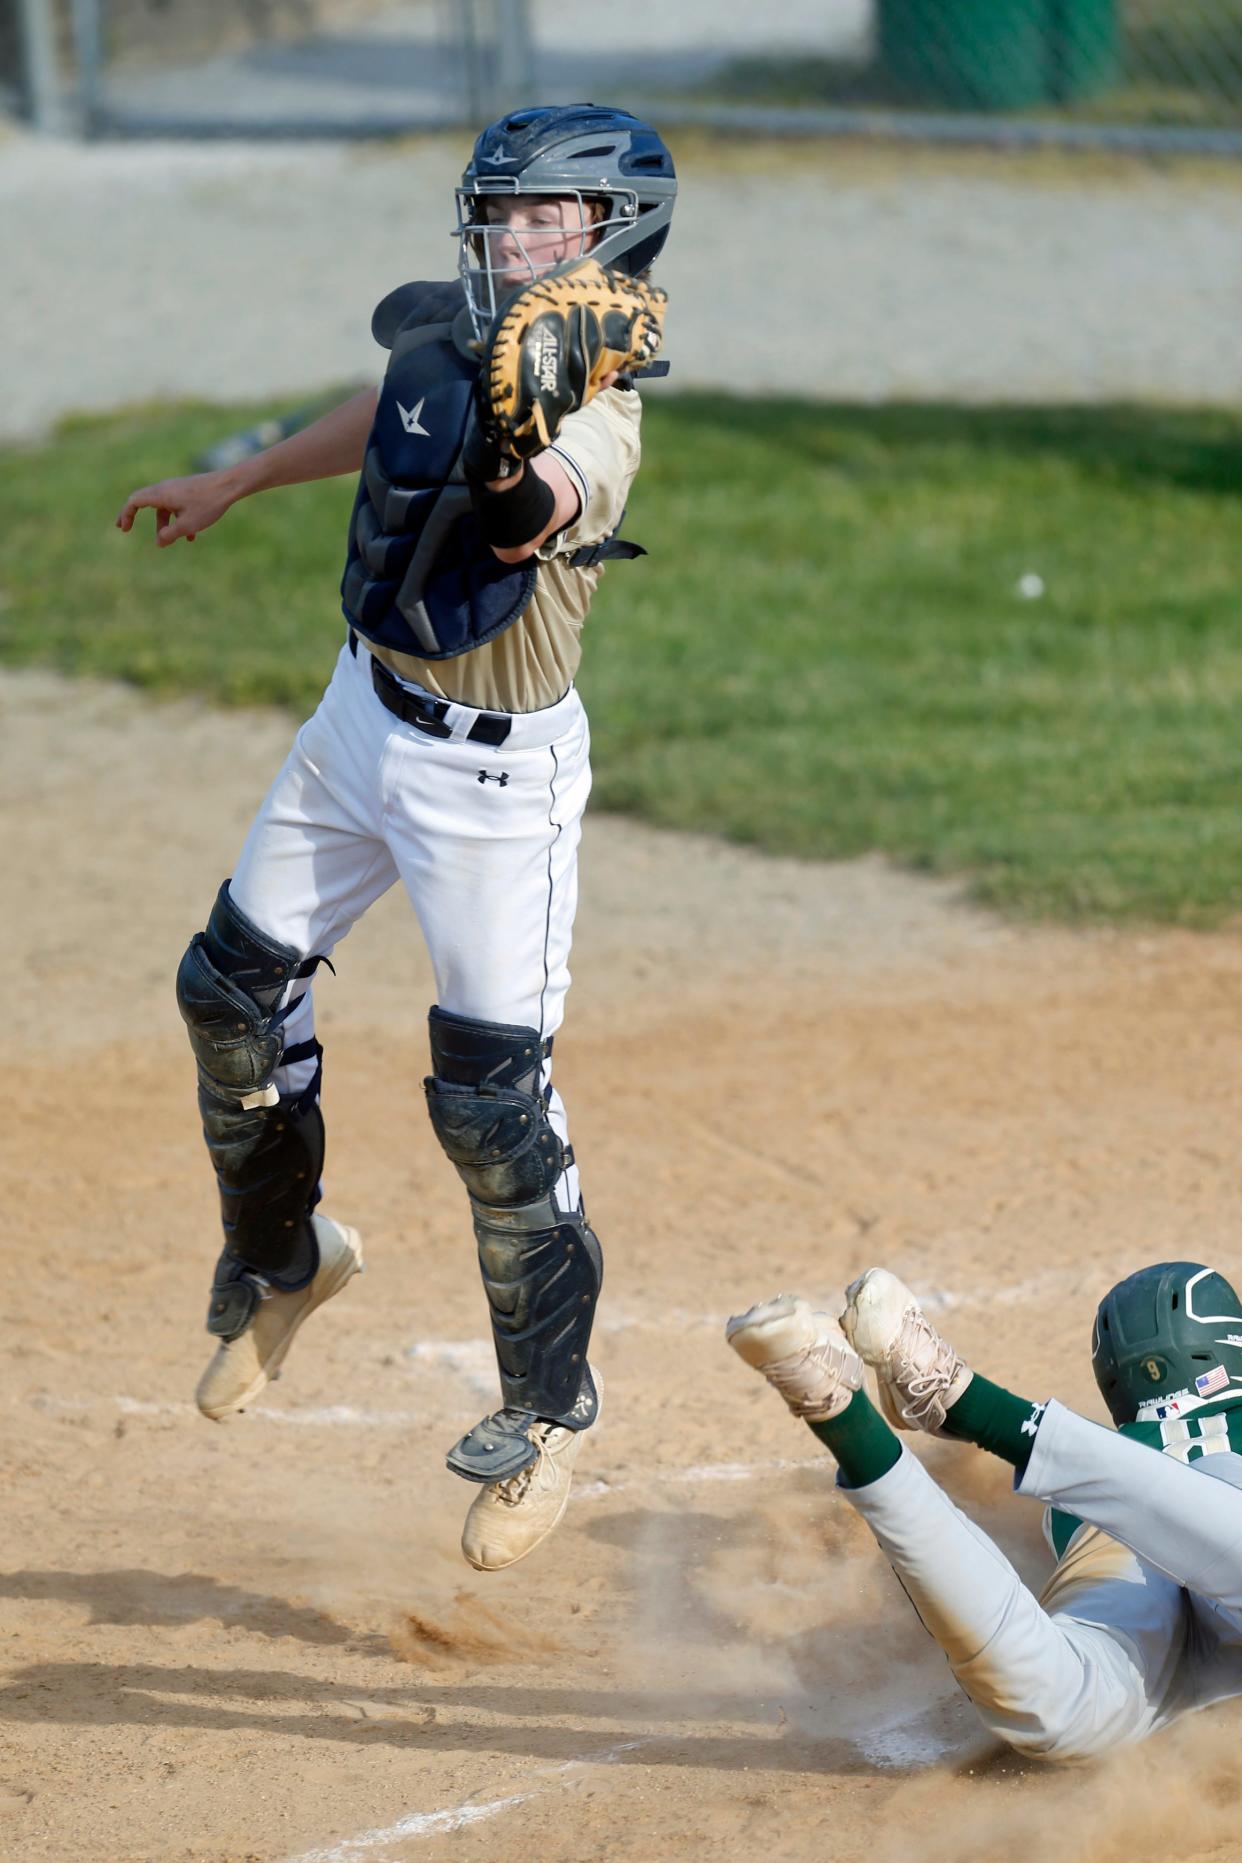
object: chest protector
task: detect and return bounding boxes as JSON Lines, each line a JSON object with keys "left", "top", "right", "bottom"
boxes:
{"left": 341, "top": 281, "right": 541, "bottom": 661}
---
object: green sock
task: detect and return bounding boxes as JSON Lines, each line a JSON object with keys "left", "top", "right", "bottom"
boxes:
{"left": 808, "top": 1387, "right": 903, "bottom": 1488}
{"left": 944, "top": 1374, "right": 1047, "bottom": 1474}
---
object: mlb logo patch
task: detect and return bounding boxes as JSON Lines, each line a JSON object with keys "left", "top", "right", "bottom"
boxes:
{"left": 1195, "top": 1364, "right": 1230, "bottom": 1398}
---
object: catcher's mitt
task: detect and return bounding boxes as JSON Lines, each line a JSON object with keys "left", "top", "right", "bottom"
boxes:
{"left": 478, "top": 257, "right": 667, "bottom": 460}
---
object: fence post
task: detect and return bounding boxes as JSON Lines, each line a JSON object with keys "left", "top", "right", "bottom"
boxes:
{"left": 68, "top": 0, "right": 104, "bottom": 135}
{"left": 457, "top": 0, "right": 486, "bottom": 124}
{"left": 15, "top": 0, "right": 65, "bottom": 131}
{"left": 494, "top": 0, "right": 534, "bottom": 108}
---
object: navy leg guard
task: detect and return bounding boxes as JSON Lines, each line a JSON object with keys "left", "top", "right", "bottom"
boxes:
{"left": 177, "top": 881, "right": 326, "bottom": 1287}
{"left": 446, "top": 1361, "right": 601, "bottom": 1483}
{"left": 425, "top": 1005, "right": 602, "bottom": 1479}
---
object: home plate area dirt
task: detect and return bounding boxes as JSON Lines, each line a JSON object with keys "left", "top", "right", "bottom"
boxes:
{"left": 3, "top": 671, "right": 1242, "bottom": 1862}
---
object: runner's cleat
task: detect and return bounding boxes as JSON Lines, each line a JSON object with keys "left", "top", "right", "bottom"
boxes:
{"left": 726, "top": 1294, "right": 864, "bottom": 1422}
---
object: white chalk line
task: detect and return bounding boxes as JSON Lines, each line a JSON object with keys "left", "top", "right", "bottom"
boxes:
{"left": 280, "top": 1688, "right": 955, "bottom": 1861}
{"left": 37, "top": 1393, "right": 824, "bottom": 1494}
{"left": 34, "top": 1275, "right": 1066, "bottom": 1423}
{"left": 44, "top": 1391, "right": 955, "bottom": 1829}
{"left": 280, "top": 1738, "right": 656, "bottom": 1863}
{"left": 401, "top": 1286, "right": 1074, "bottom": 1355}
{"left": 575, "top": 1456, "right": 824, "bottom": 1501}
{"left": 124, "top": 1396, "right": 422, "bottom": 1428}
{"left": 404, "top": 1338, "right": 495, "bottom": 1400}
{"left": 32, "top": 1394, "right": 427, "bottom": 1429}
{"left": 920, "top": 1267, "right": 1098, "bottom": 1312}
{"left": 280, "top": 1792, "right": 532, "bottom": 1862}
{"left": 600, "top": 1272, "right": 1081, "bottom": 1330}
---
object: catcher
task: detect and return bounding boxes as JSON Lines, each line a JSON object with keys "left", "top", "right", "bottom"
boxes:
{"left": 729, "top": 1263, "right": 1242, "bottom": 1760}
{"left": 115, "top": 104, "right": 676, "bottom": 1571}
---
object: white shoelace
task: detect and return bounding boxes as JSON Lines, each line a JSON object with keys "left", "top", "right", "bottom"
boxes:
{"left": 889, "top": 1311, "right": 964, "bottom": 1425}
{"left": 766, "top": 1339, "right": 861, "bottom": 1419}
{"left": 492, "top": 1425, "right": 554, "bottom": 1505}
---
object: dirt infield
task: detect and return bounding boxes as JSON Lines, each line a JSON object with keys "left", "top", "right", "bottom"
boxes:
{"left": 4, "top": 667, "right": 1242, "bottom": 1862}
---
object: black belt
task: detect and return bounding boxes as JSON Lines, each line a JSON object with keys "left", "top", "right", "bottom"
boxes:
{"left": 351, "top": 631, "right": 511, "bottom": 747}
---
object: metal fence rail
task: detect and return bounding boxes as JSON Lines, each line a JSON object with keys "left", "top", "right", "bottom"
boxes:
{"left": 6, "top": 0, "right": 1242, "bottom": 152}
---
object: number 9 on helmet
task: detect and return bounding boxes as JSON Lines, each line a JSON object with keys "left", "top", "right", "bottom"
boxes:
{"left": 1092, "top": 1261, "right": 1242, "bottom": 1425}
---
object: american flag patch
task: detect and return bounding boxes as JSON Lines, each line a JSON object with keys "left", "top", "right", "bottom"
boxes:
{"left": 1195, "top": 1364, "right": 1230, "bottom": 1397}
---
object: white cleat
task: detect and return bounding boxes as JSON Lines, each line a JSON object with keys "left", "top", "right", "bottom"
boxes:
{"left": 725, "top": 1294, "right": 864, "bottom": 1422}
{"left": 195, "top": 1213, "right": 363, "bottom": 1421}
{"left": 460, "top": 1371, "right": 603, "bottom": 1573}
{"left": 841, "top": 1267, "right": 972, "bottom": 1435}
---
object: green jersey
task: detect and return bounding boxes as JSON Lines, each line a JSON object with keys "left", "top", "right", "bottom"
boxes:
{"left": 1048, "top": 1398, "right": 1242, "bottom": 1560}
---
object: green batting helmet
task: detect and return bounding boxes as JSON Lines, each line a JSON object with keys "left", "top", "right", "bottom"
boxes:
{"left": 1092, "top": 1261, "right": 1242, "bottom": 1425}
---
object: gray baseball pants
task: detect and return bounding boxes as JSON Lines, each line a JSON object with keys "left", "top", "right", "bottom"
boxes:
{"left": 845, "top": 1399, "right": 1242, "bottom": 1759}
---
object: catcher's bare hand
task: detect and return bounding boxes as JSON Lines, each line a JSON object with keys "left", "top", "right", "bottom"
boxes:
{"left": 115, "top": 469, "right": 237, "bottom": 546}
{"left": 479, "top": 256, "right": 667, "bottom": 462}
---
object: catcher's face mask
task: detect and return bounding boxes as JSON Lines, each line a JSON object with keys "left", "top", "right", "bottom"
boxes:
{"left": 454, "top": 185, "right": 612, "bottom": 339}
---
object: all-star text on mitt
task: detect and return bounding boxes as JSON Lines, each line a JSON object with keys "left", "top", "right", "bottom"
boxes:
{"left": 478, "top": 257, "right": 667, "bottom": 463}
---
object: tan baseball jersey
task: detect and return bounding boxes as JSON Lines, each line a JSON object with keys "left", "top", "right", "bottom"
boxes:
{"left": 368, "top": 385, "right": 642, "bottom": 715}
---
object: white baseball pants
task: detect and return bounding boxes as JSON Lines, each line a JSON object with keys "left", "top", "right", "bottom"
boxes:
{"left": 227, "top": 637, "right": 592, "bottom": 1211}
{"left": 845, "top": 1401, "right": 1242, "bottom": 1760}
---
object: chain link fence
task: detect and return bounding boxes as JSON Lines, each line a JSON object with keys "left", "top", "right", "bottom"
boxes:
{"left": 5, "top": 0, "right": 1242, "bottom": 150}
{"left": 3, "top": 0, "right": 533, "bottom": 134}
{"left": 683, "top": 1, "right": 1242, "bottom": 135}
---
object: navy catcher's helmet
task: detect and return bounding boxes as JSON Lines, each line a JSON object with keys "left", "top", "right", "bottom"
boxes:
{"left": 1092, "top": 1261, "right": 1242, "bottom": 1425}
{"left": 455, "top": 103, "right": 677, "bottom": 333}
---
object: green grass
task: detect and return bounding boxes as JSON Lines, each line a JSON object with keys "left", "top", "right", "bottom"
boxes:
{"left": 3, "top": 394, "right": 1242, "bottom": 924}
